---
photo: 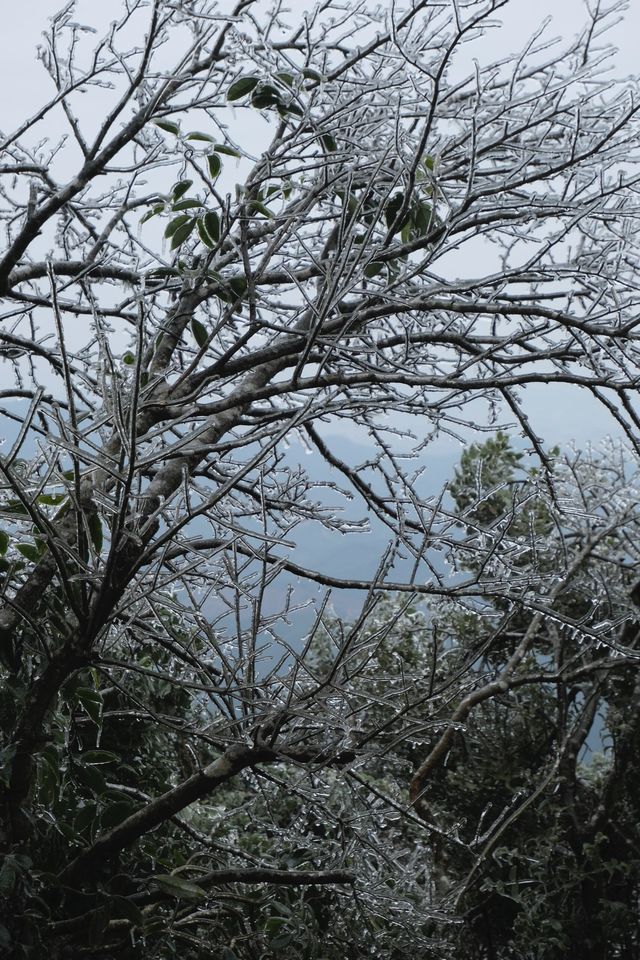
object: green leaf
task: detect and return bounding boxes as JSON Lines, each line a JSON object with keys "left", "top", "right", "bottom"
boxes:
{"left": 38, "top": 493, "right": 67, "bottom": 506}
{"left": 214, "top": 143, "right": 241, "bottom": 157}
{"left": 197, "top": 219, "right": 214, "bottom": 249}
{"left": 412, "top": 201, "right": 433, "bottom": 236}
{"left": 172, "top": 180, "right": 193, "bottom": 201}
{"left": 74, "top": 802, "right": 99, "bottom": 835}
{"left": 191, "top": 319, "right": 208, "bottom": 348}
{"left": 228, "top": 276, "right": 248, "bottom": 299}
{"left": 276, "top": 72, "right": 295, "bottom": 88}
{"left": 41, "top": 744, "right": 59, "bottom": 774}
{"left": 321, "top": 133, "right": 337, "bottom": 152}
{"left": 185, "top": 131, "right": 215, "bottom": 142}
{"left": 170, "top": 218, "right": 196, "bottom": 249}
{"left": 111, "top": 896, "right": 143, "bottom": 927}
{"left": 0, "top": 500, "right": 29, "bottom": 517}
{"left": 74, "top": 761, "right": 107, "bottom": 796}
{"left": 385, "top": 192, "right": 407, "bottom": 233}
{"left": 153, "top": 874, "right": 208, "bottom": 902}
{"left": 140, "top": 203, "right": 165, "bottom": 224}
{"left": 123, "top": 351, "right": 136, "bottom": 365}
{"left": 154, "top": 119, "right": 180, "bottom": 135}
{"left": 302, "top": 68, "right": 322, "bottom": 82}
{"left": 172, "top": 199, "right": 202, "bottom": 211}
{"left": 271, "top": 933, "right": 294, "bottom": 949}
{"left": 215, "top": 275, "right": 248, "bottom": 303}
{"left": 88, "top": 513, "right": 103, "bottom": 553}
{"left": 0, "top": 531, "right": 9, "bottom": 556}
{"left": 0, "top": 747, "right": 17, "bottom": 788}
{"left": 364, "top": 260, "right": 384, "bottom": 278}
{"left": 75, "top": 687, "right": 103, "bottom": 726}
{"left": 278, "top": 101, "right": 303, "bottom": 118}
{"left": 251, "top": 86, "right": 281, "bottom": 109}
{"left": 249, "top": 200, "right": 273, "bottom": 219}
{"left": 146, "top": 267, "right": 180, "bottom": 280}
{"left": 82, "top": 750, "right": 119, "bottom": 765}
{"left": 207, "top": 153, "right": 221, "bottom": 179}
{"left": 164, "top": 214, "right": 191, "bottom": 239}
{"left": 87, "top": 905, "right": 110, "bottom": 946}
{"left": 271, "top": 903, "right": 292, "bottom": 917}
{"left": 16, "top": 543, "right": 40, "bottom": 562}
{"left": 227, "top": 75, "right": 260, "bottom": 101}
{"left": 100, "top": 800, "right": 136, "bottom": 830}
{"left": 0, "top": 860, "right": 17, "bottom": 896}
{"left": 203, "top": 211, "right": 220, "bottom": 243}
{"left": 57, "top": 822, "right": 83, "bottom": 846}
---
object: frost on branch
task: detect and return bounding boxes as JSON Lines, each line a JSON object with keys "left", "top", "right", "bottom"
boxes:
{"left": 1, "top": 0, "right": 640, "bottom": 956}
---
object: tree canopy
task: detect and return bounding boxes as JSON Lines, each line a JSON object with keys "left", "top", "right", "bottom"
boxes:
{"left": 2, "top": 1, "right": 640, "bottom": 957}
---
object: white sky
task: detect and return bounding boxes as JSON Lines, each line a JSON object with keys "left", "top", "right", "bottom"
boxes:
{"left": 2, "top": 0, "right": 639, "bottom": 450}
{"left": 3, "top": 1, "right": 638, "bottom": 127}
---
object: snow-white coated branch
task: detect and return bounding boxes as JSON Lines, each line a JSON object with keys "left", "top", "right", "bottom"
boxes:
{"left": 3, "top": 1, "right": 640, "bottom": 956}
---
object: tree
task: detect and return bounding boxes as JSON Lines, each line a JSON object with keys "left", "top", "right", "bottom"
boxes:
{"left": 255, "top": 434, "right": 640, "bottom": 960}
{"left": 2, "top": 0, "right": 640, "bottom": 955}
{"left": 409, "top": 436, "right": 640, "bottom": 959}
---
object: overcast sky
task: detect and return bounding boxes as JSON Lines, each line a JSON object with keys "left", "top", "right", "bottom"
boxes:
{"left": 3, "top": 0, "right": 638, "bottom": 127}
{"left": 2, "top": 0, "right": 639, "bottom": 451}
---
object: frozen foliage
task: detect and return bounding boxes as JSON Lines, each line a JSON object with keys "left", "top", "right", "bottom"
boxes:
{"left": 1, "top": 1, "right": 640, "bottom": 956}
